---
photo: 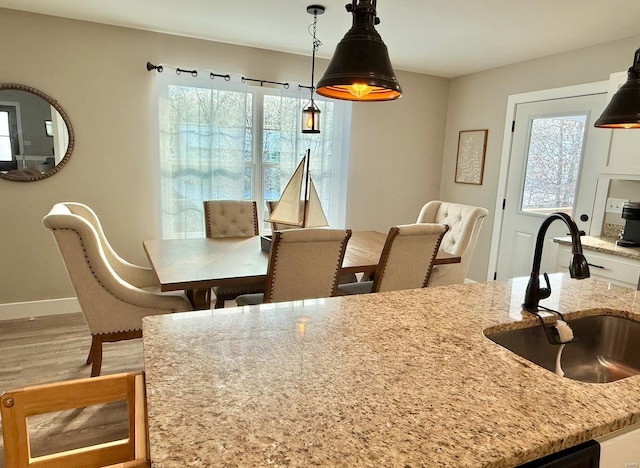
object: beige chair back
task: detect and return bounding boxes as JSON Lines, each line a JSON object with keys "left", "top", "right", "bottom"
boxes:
{"left": 204, "top": 200, "right": 259, "bottom": 237}
{"left": 43, "top": 203, "right": 191, "bottom": 375}
{"left": 373, "top": 223, "right": 449, "bottom": 292}
{"left": 265, "top": 228, "right": 351, "bottom": 303}
{"left": 59, "top": 202, "right": 159, "bottom": 288}
{"left": 1, "top": 372, "right": 149, "bottom": 467}
{"left": 416, "top": 200, "right": 489, "bottom": 286}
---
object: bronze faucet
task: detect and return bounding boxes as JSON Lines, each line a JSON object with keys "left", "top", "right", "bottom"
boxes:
{"left": 522, "top": 212, "right": 590, "bottom": 312}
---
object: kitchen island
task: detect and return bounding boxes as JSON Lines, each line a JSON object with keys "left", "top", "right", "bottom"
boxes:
{"left": 142, "top": 274, "right": 640, "bottom": 467}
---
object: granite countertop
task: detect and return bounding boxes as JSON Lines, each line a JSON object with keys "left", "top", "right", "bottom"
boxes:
{"left": 554, "top": 235, "right": 640, "bottom": 261}
{"left": 143, "top": 275, "right": 640, "bottom": 467}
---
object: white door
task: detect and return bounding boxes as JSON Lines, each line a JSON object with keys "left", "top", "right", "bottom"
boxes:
{"left": 495, "top": 93, "right": 610, "bottom": 280}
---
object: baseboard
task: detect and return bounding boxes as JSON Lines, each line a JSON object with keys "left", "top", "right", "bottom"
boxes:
{"left": 0, "top": 297, "right": 81, "bottom": 321}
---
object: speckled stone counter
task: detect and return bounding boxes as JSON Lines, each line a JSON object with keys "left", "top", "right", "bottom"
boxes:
{"left": 143, "top": 275, "right": 640, "bottom": 467}
{"left": 554, "top": 235, "right": 640, "bottom": 261}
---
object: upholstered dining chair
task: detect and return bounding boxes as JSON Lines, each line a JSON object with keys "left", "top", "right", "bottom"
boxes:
{"left": 203, "top": 200, "right": 265, "bottom": 307}
{"left": 266, "top": 200, "right": 357, "bottom": 285}
{"left": 337, "top": 223, "right": 448, "bottom": 296}
{"left": 204, "top": 199, "right": 260, "bottom": 237}
{"left": 43, "top": 202, "right": 192, "bottom": 377}
{"left": 1, "top": 371, "right": 149, "bottom": 467}
{"left": 235, "top": 228, "right": 352, "bottom": 306}
{"left": 416, "top": 200, "right": 489, "bottom": 286}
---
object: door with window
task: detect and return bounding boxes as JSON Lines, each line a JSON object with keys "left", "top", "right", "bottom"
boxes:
{"left": 495, "top": 93, "right": 610, "bottom": 280}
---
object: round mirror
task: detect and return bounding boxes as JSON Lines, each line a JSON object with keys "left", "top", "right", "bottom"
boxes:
{"left": 0, "top": 83, "right": 74, "bottom": 182}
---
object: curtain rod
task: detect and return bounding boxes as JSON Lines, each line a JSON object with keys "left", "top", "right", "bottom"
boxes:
{"left": 146, "top": 61, "right": 290, "bottom": 88}
{"left": 147, "top": 62, "right": 230, "bottom": 81}
{"left": 241, "top": 77, "right": 289, "bottom": 89}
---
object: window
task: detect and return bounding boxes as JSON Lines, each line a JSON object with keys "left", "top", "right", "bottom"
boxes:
{"left": 155, "top": 72, "right": 351, "bottom": 238}
{"left": 0, "top": 105, "right": 19, "bottom": 171}
{"left": 521, "top": 113, "right": 588, "bottom": 216}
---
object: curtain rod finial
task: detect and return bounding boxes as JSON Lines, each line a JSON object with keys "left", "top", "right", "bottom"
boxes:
{"left": 146, "top": 62, "right": 163, "bottom": 73}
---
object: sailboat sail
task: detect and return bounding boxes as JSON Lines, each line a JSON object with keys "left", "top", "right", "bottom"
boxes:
{"left": 268, "top": 158, "right": 306, "bottom": 226}
{"left": 268, "top": 149, "right": 329, "bottom": 228}
{"left": 306, "top": 178, "right": 329, "bottom": 227}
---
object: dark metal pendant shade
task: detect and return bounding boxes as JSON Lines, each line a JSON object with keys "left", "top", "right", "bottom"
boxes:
{"left": 316, "top": 0, "right": 402, "bottom": 102}
{"left": 595, "top": 48, "right": 640, "bottom": 129}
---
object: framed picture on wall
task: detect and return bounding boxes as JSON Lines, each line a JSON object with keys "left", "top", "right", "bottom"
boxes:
{"left": 455, "top": 129, "right": 487, "bottom": 185}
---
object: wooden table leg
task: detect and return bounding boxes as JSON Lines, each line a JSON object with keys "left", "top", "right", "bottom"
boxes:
{"left": 186, "top": 288, "right": 211, "bottom": 310}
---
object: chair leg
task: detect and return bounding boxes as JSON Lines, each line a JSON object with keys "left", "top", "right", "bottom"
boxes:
{"left": 214, "top": 294, "right": 226, "bottom": 308}
{"left": 86, "top": 335, "right": 99, "bottom": 365}
{"left": 187, "top": 288, "right": 212, "bottom": 309}
{"left": 90, "top": 335, "right": 103, "bottom": 377}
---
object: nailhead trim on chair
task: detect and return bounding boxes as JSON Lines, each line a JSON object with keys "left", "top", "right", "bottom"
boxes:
{"left": 264, "top": 230, "right": 350, "bottom": 303}
{"left": 332, "top": 235, "right": 349, "bottom": 296}
{"left": 55, "top": 227, "right": 181, "bottom": 333}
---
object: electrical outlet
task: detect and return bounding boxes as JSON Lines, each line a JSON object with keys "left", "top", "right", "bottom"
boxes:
{"left": 606, "top": 198, "right": 629, "bottom": 214}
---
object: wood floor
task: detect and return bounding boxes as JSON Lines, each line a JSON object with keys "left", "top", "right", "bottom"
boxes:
{"left": 0, "top": 313, "right": 144, "bottom": 467}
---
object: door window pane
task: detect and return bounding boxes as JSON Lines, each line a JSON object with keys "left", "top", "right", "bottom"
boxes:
{"left": 521, "top": 114, "right": 587, "bottom": 216}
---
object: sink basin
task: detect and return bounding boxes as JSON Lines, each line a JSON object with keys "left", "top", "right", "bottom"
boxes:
{"left": 485, "top": 314, "right": 640, "bottom": 383}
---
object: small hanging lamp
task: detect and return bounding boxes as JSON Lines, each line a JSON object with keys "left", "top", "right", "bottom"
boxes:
{"left": 302, "top": 5, "right": 324, "bottom": 134}
{"left": 595, "top": 48, "right": 640, "bottom": 128}
{"left": 302, "top": 100, "right": 321, "bottom": 134}
{"left": 316, "top": 0, "right": 401, "bottom": 102}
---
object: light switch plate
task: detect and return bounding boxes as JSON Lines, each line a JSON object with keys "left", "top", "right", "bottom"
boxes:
{"left": 606, "top": 198, "right": 629, "bottom": 214}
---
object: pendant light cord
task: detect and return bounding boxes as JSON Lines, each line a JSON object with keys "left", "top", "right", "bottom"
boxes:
{"left": 309, "top": 10, "right": 322, "bottom": 98}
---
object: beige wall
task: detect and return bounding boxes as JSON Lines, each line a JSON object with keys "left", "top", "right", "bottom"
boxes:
{"left": 440, "top": 35, "right": 640, "bottom": 282}
{"left": 0, "top": 9, "right": 449, "bottom": 304}
{"left": 347, "top": 72, "right": 449, "bottom": 232}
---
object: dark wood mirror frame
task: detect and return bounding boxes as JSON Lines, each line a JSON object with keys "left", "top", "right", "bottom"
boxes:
{"left": 0, "top": 83, "right": 74, "bottom": 182}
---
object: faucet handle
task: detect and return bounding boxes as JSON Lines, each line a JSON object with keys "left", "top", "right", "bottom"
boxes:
{"left": 539, "top": 272, "right": 552, "bottom": 300}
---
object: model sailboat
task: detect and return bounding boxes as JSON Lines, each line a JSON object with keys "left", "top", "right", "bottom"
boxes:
{"left": 268, "top": 148, "right": 329, "bottom": 228}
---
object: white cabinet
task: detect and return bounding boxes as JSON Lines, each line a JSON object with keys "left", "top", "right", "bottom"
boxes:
{"left": 602, "top": 71, "right": 640, "bottom": 179}
{"left": 597, "top": 422, "right": 640, "bottom": 468}
{"left": 556, "top": 244, "right": 640, "bottom": 289}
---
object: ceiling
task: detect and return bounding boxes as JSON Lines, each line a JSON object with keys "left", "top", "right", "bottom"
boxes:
{"left": 2, "top": 0, "right": 640, "bottom": 77}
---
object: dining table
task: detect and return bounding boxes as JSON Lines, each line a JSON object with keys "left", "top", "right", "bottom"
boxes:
{"left": 144, "top": 230, "right": 460, "bottom": 309}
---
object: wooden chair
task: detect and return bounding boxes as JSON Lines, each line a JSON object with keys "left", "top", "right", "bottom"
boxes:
{"left": 416, "top": 200, "right": 489, "bottom": 286}
{"left": 337, "top": 223, "right": 448, "bottom": 296}
{"left": 236, "top": 228, "right": 352, "bottom": 305}
{"left": 203, "top": 200, "right": 265, "bottom": 308}
{"left": 43, "top": 203, "right": 192, "bottom": 376}
{"left": 0, "top": 371, "right": 150, "bottom": 467}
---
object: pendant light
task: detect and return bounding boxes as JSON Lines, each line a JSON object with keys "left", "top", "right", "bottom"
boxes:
{"left": 316, "top": 0, "right": 401, "bottom": 102}
{"left": 595, "top": 48, "right": 640, "bottom": 128}
{"left": 302, "top": 5, "right": 324, "bottom": 134}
